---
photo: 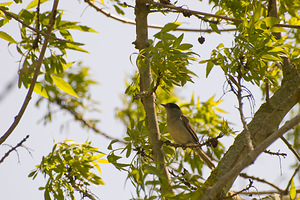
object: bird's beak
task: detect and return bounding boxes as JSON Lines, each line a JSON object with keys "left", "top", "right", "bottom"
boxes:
{"left": 161, "top": 103, "right": 166, "bottom": 107}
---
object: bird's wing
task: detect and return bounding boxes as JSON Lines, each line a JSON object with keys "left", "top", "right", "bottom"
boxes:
{"left": 180, "top": 114, "right": 199, "bottom": 143}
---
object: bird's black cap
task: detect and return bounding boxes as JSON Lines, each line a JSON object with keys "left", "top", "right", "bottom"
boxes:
{"left": 161, "top": 103, "right": 180, "bottom": 110}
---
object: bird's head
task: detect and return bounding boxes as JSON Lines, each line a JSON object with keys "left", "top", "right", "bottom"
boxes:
{"left": 161, "top": 103, "right": 180, "bottom": 110}
{"left": 161, "top": 103, "right": 182, "bottom": 117}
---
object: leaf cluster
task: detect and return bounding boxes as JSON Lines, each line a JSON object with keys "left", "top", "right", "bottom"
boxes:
{"left": 112, "top": 82, "right": 232, "bottom": 198}
{"left": 35, "top": 62, "right": 100, "bottom": 127}
{"left": 202, "top": 14, "right": 286, "bottom": 92}
{"left": 0, "top": 0, "right": 97, "bottom": 98}
{"left": 29, "top": 140, "right": 108, "bottom": 200}
{"left": 138, "top": 22, "right": 198, "bottom": 90}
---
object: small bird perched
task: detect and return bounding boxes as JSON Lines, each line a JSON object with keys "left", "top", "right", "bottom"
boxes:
{"left": 161, "top": 103, "right": 215, "bottom": 169}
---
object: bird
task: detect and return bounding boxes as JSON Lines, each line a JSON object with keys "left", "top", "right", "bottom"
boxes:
{"left": 161, "top": 103, "right": 215, "bottom": 169}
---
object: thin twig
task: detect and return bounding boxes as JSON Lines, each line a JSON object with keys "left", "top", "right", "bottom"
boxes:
{"left": 237, "top": 189, "right": 300, "bottom": 195}
{"left": 32, "top": 0, "right": 41, "bottom": 49}
{"left": 236, "top": 72, "right": 254, "bottom": 150}
{"left": 224, "top": 179, "right": 254, "bottom": 199}
{"left": 55, "top": 99, "right": 127, "bottom": 144}
{"left": 84, "top": 0, "right": 238, "bottom": 33}
{"left": 145, "top": 0, "right": 300, "bottom": 29}
{"left": 280, "top": 136, "right": 300, "bottom": 161}
{"left": 239, "top": 173, "right": 283, "bottom": 192}
{"left": 0, "top": 135, "right": 29, "bottom": 164}
{"left": 263, "top": 149, "right": 287, "bottom": 157}
{"left": 162, "top": 134, "right": 223, "bottom": 149}
{"left": 227, "top": 74, "right": 253, "bottom": 150}
{"left": 168, "top": 169, "right": 197, "bottom": 191}
{"left": 66, "top": 170, "right": 98, "bottom": 200}
{"left": 0, "top": 0, "right": 60, "bottom": 145}
{"left": 284, "top": 164, "right": 300, "bottom": 194}
{"left": 0, "top": 6, "right": 70, "bottom": 43}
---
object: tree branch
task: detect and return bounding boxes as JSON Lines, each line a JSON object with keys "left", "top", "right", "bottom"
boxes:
{"left": 202, "top": 54, "right": 300, "bottom": 199}
{"left": 202, "top": 113, "right": 300, "bottom": 200}
{"left": 135, "top": 0, "right": 172, "bottom": 194}
{"left": 84, "top": 0, "right": 237, "bottom": 33}
{"left": 236, "top": 72, "right": 254, "bottom": 150}
{"left": 239, "top": 173, "right": 282, "bottom": 192}
{"left": 66, "top": 171, "right": 98, "bottom": 200}
{"left": 145, "top": 0, "right": 300, "bottom": 29}
{"left": 0, "top": 0, "right": 60, "bottom": 145}
{"left": 284, "top": 164, "right": 300, "bottom": 194}
{"left": 0, "top": 6, "right": 70, "bottom": 43}
{"left": 280, "top": 136, "right": 300, "bottom": 161}
{"left": 55, "top": 99, "right": 127, "bottom": 144}
{"left": 0, "top": 135, "right": 29, "bottom": 164}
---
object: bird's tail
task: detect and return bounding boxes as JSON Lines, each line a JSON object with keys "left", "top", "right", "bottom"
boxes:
{"left": 195, "top": 147, "right": 215, "bottom": 170}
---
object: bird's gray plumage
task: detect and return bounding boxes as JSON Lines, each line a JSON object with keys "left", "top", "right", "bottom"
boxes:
{"left": 161, "top": 103, "right": 215, "bottom": 169}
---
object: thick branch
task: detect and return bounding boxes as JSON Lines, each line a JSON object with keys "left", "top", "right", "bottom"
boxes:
{"left": 135, "top": 0, "right": 172, "bottom": 193}
{"left": 202, "top": 113, "right": 300, "bottom": 200}
{"left": 0, "top": 0, "right": 60, "bottom": 145}
{"left": 201, "top": 56, "right": 300, "bottom": 199}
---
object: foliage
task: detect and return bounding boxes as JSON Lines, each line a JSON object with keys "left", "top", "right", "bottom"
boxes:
{"left": 138, "top": 22, "right": 198, "bottom": 90}
{"left": 29, "top": 140, "right": 108, "bottom": 200}
{"left": 35, "top": 62, "right": 100, "bottom": 127}
{"left": 201, "top": 14, "right": 286, "bottom": 90}
{"left": 1, "top": 0, "right": 300, "bottom": 199}
{"left": 0, "top": 0, "right": 97, "bottom": 98}
{"left": 112, "top": 79, "right": 233, "bottom": 199}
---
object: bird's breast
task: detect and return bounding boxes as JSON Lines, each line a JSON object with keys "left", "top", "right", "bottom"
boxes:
{"left": 167, "top": 120, "right": 196, "bottom": 144}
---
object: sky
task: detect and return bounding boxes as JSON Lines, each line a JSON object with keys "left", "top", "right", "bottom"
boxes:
{"left": 0, "top": 0, "right": 298, "bottom": 199}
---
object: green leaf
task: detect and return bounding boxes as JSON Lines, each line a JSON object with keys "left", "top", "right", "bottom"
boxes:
{"left": 270, "top": 26, "right": 287, "bottom": 33}
{"left": 97, "top": 159, "right": 109, "bottom": 164}
{"left": 26, "top": 0, "right": 49, "bottom": 9}
{"left": 206, "top": 60, "right": 214, "bottom": 77}
{"left": 161, "top": 22, "right": 182, "bottom": 33}
{"left": 261, "top": 54, "right": 281, "bottom": 61}
{"left": 0, "top": 31, "right": 17, "bottom": 43}
{"left": 63, "top": 62, "right": 74, "bottom": 71}
{"left": 51, "top": 75, "right": 78, "bottom": 98}
{"left": 113, "top": 5, "right": 125, "bottom": 15}
{"left": 290, "top": 179, "right": 296, "bottom": 199}
{"left": 0, "top": 2, "right": 13, "bottom": 7}
{"left": 125, "top": 143, "right": 132, "bottom": 158}
{"left": 177, "top": 43, "right": 193, "bottom": 50}
{"left": 58, "top": 21, "right": 98, "bottom": 33}
{"left": 209, "top": 23, "right": 220, "bottom": 34}
{"left": 173, "top": 34, "right": 184, "bottom": 48}
{"left": 28, "top": 170, "right": 37, "bottom": 178}
{"left": 65, "top": 43, "right": 89, "bottom": 53}
{"left": 34, "top": 82, "right": 49, "bottom": 98}
{"left": 107, "top": 139, "right": 119, "bottom": 150}
{"left": 263, "top": 17, "right": 280, "bottom": 27}
{"left": 253, "top": 3, "right": 262, "bottom": 22}
{"left": 75, "top": 25, "right": 98, "bottom": 33}
{"left": 92, "top": 161, "right": 102, "bottom": 175}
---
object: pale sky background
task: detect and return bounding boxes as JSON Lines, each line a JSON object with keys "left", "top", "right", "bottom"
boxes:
{"left": 0, "top": 0, "right": 298, "bottom": 199}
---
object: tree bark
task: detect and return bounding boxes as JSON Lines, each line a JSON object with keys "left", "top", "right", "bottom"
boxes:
{"left": 200, "top": 57, "right": 300, "bottom": 199}
{"left": 135, "top": 0, "right": 172, "bottom": 194}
